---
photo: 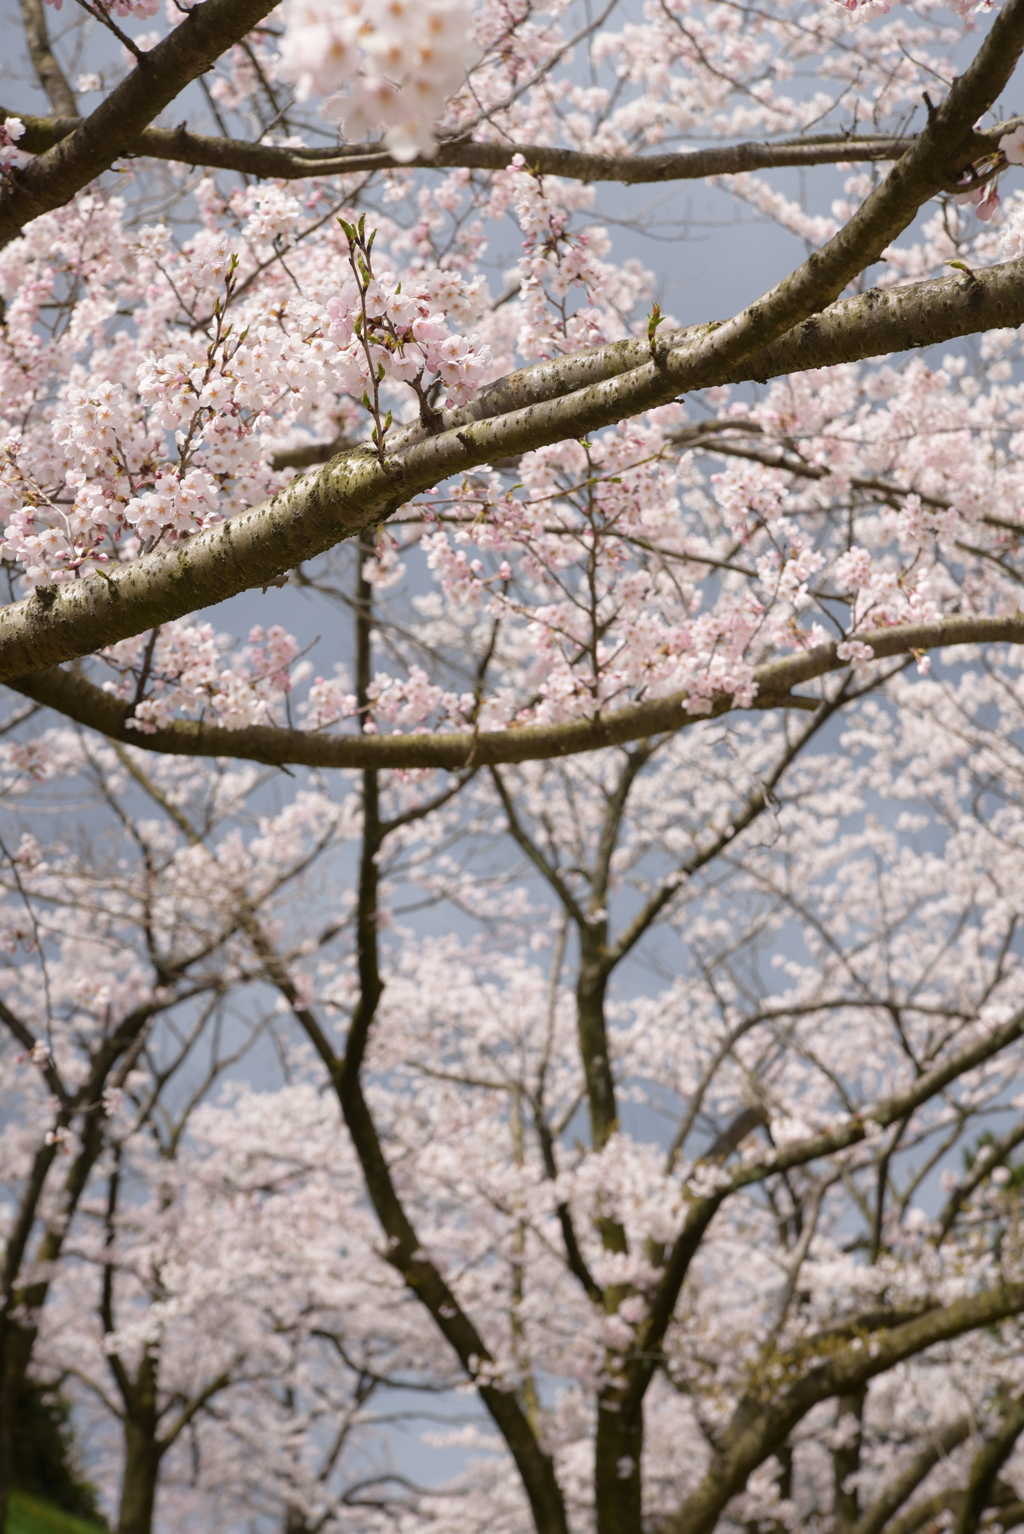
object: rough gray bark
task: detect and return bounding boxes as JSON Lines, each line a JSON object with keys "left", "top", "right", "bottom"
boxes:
{"left": 5, "top": 106, "right": 1016, "bottom": 184}
{"left": 118, "top": 1403, "right": 161, "bottom": 1534}
{"left": 3, "top": 258, "right": 1024, "bottom": 687}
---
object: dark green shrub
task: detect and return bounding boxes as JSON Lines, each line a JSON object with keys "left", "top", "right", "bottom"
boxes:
{"left": 12, "top": 1385, "right": 106, "bottom": 1529}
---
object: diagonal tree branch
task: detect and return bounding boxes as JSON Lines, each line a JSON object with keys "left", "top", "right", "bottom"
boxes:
{"left": 601, "top": 680, "right": 855, "bottom": 974}
{"left": 0, "top": 0, "right": 281, "bottom": 249}
{"left": 936, "top": 1114, "right": 1024, "bottom": 1238}
{"left": 850, "top": 1414, "right": 975, "bottom": 1534}
{"left": 955, "top": 1393, "right": 1024, "bottom": 1534}
{"left": 490, "top": 766, "right": 590, "bottom": 927}
{"left": 620, "top": 997, "right": 1024, "bottom": 1432}
{"left": 593, "top": 0, "right": 1024, "bottom": 414}
{"left": 234, "top": 835, "right": 571, "bottom": 1534}
{"left": 667, "top": 1293, "right": 1024, "bottom": 1534}
{"left": 0, "top": 993, "right": 68, "bottom": 1106}
{"left": 2, "top": 252, "right": 1024, "bottom": 684}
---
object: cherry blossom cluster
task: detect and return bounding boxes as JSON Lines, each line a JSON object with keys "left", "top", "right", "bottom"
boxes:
{"left": 44, "top": 0, "right": 157, "bottom": 13}
{"left": 8, "top": 170, "right": 1024, "bottom": 739}
{"left": 377, "top": 339, "right": 1024, "bottom": 731}
{"left": 100, "top": 621, "right": 306, "bottom": 732}
{"left": 279, "top": 0, "right": 479, "bottom": 160}
{"left": 588, "top": 0, "right": 964, "bottom": 154}
{"left": 64, "top": 310, "right": 1024, "bottom": 740}
{"left": 0, "top": 117, "right": 25, "bottom": 176}
{"left": 0, "top": 193, "right": 496, "bottom": 588}
{"left": 503, "top": 157, "right": 655, "bottom": 358}
{"left": 332, "top": 213, "right": 494, "bottom": 448}
{"left": 301, "top": 661, "right": 474, "bottom": 734}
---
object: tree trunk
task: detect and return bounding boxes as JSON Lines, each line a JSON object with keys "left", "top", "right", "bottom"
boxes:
{"left": 576, "top": 947, "right": 618, "bottom": 1155}
{"left": 0, "top": 1384, "right": 11, "bottom": 1534}
{"left": 117, "top": 1420, "right": 161, "bottom": 1534}
{"left": 579, "top": 940, "right": 643, "bottom": 1534}
{"left": 595, "top": 1396, "right": 644, "bottom": 1534}
{"left": 833, "top": 1390, "right": 866, "bottom": 1534}
{"left": 0, "top": 1317, "right": 36, "bottom": 1527}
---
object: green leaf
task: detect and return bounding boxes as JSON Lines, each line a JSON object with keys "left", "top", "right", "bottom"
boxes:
{"left": 648, "top": 302, "right": 666, "bottom": 350}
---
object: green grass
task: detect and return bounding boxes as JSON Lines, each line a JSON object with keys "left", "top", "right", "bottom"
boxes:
{"left": 5, "top": 1492, "right": 107, "bottom": 1534}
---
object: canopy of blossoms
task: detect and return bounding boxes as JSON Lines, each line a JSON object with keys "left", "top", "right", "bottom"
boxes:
{"left": 4, "top": 0, "right": 1024, "bottom": 1530}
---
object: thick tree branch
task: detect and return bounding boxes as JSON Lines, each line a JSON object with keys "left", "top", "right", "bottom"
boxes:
{"left": 623, "top": 0, "right": 1024, "bottom": 402}
{"left": 8, "top": 101, "right": 1022, "bottom": 187}
{"left": 2, "top": 253, "right": 1023, "bottom": 683}
{"left": 0, "top": 993, "right": 68, "bottom": 1105}
{"left": 6, "top": 107, "right": 1017, "bottom": 184}
{"left": 99, "top": 1155, "right": 137, "bottom": 1414}
{"left": 667, "top": 1288, "right": 1024, "bottom": 1534}
{"left": 887, "top": 1489, "right": 961, "bottom": 1534}
{"left": 380, "top": 257, "right": 1024, "bottom": 457}
{"left": 8, "top": 613, "right": 1024, "bottom": 769}
{"left": 955, "top": 1393, "right": 1024, "bottom": 1534}
{"left": 0, "top": 0, "right": 281, "bottom": 249}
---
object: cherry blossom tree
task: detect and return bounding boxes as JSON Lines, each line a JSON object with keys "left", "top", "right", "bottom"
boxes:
{"left": 0, "top": 730, "right": 364, "bottom": 1529}
{"left": 10, "top": 0, "right": 1024, "bottom": 1528}
{"left": 17, "top": 598, "right": 1024, "bottom": 1534}
{"left": 36, "top": 1073, "right": 447, "bottom": 1534}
